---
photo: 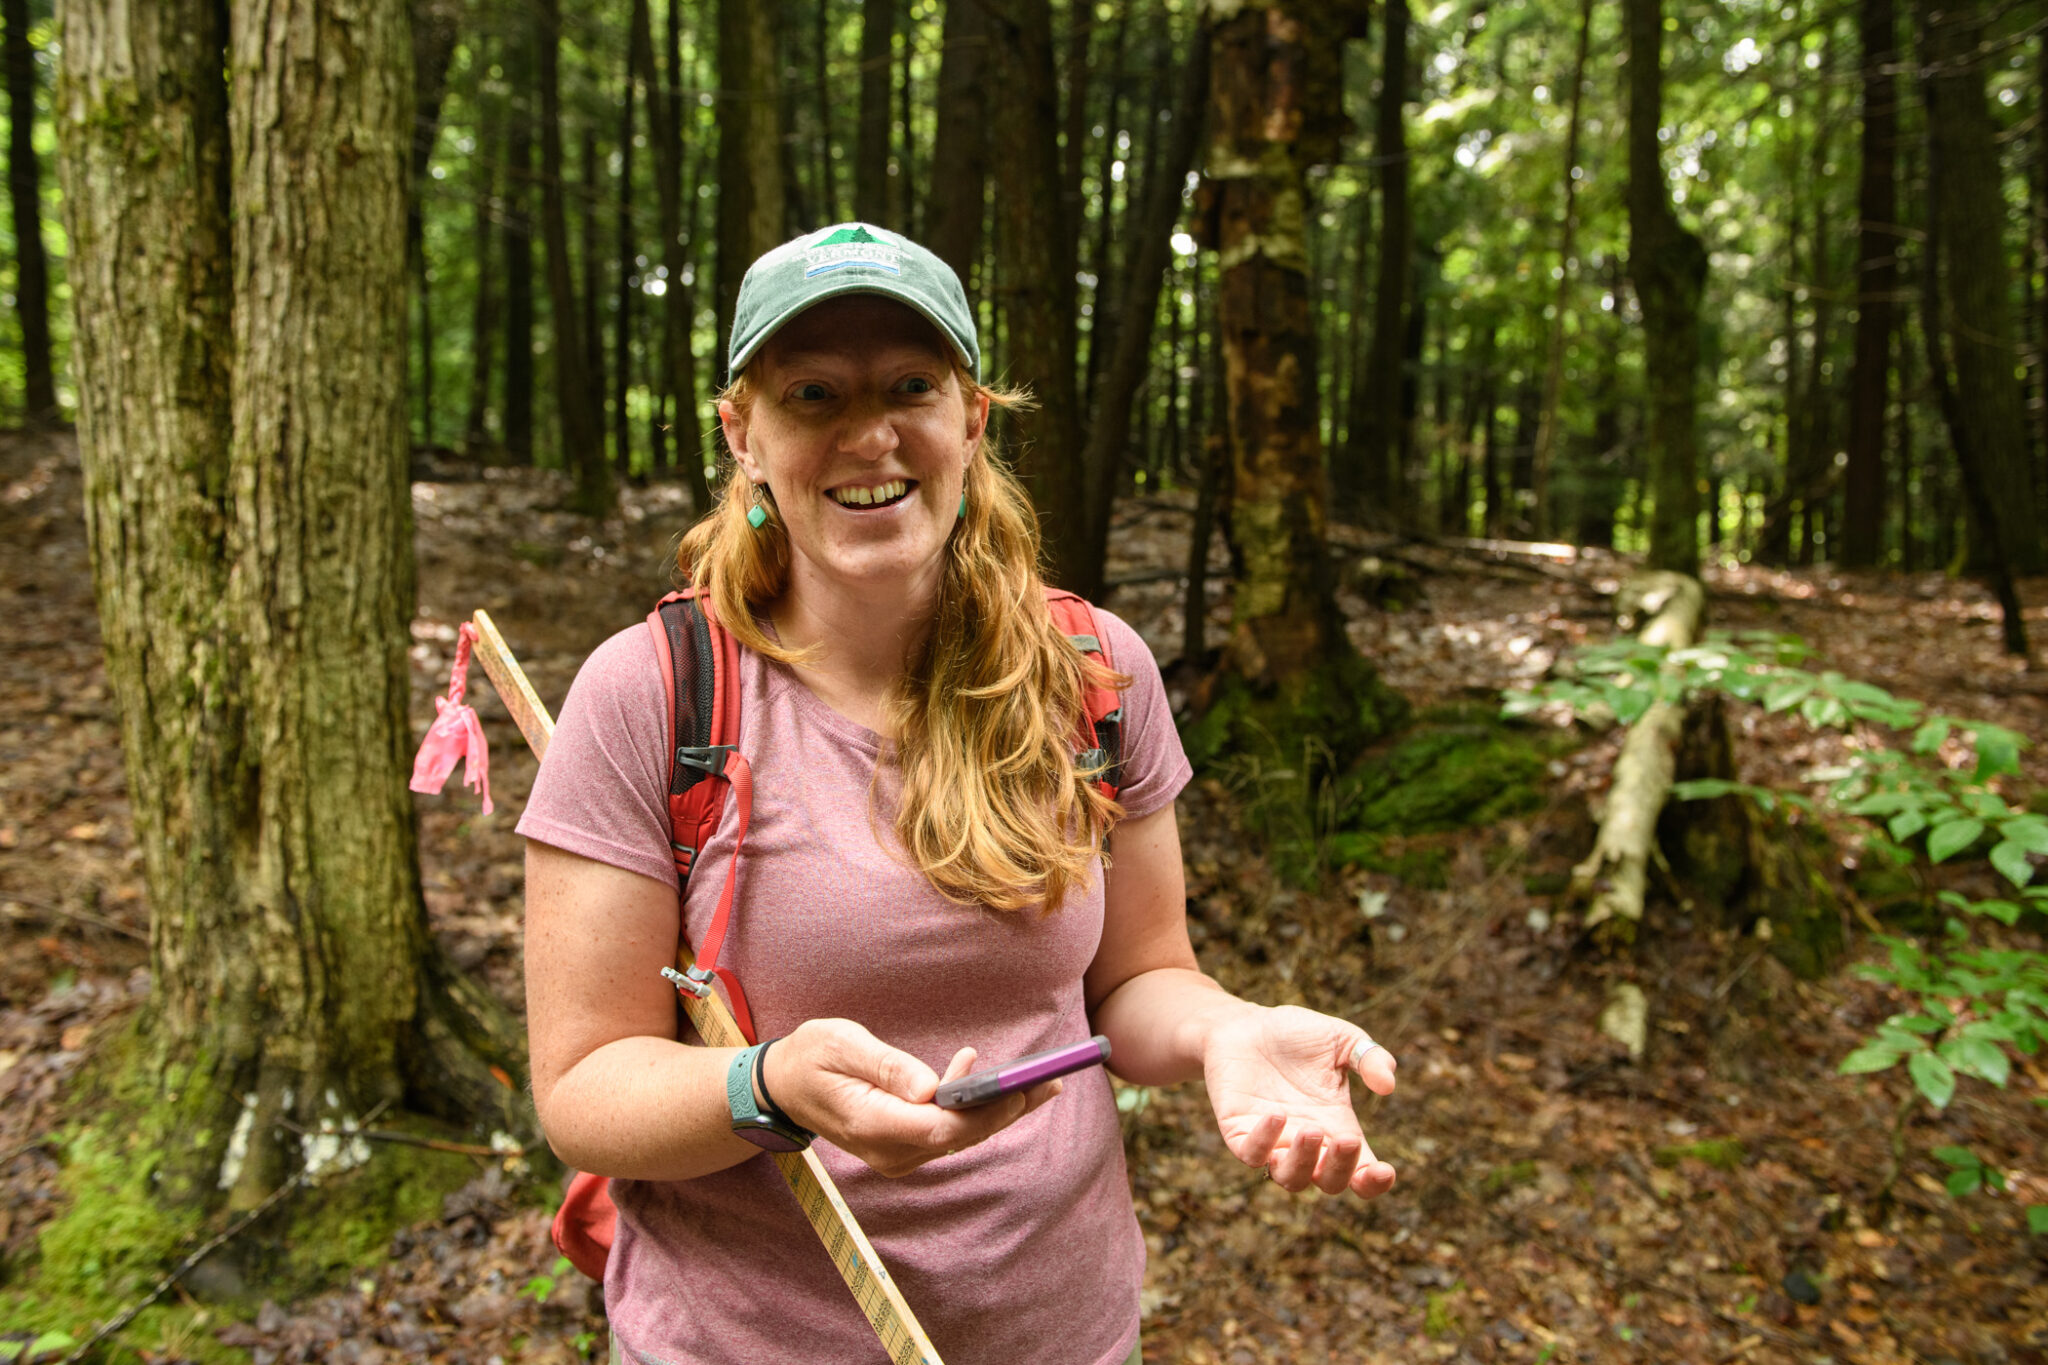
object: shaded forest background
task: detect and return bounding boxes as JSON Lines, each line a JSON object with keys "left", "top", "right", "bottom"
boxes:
{"left": 5, "top": 0, "right": 2048, "bottom": 1363}
{"left": 8, "top": 0, "right": 2048, "bottom": 575}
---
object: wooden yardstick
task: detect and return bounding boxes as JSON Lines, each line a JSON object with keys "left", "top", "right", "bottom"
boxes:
{"left": 466, "top": 609, "right": 946, "bottom": 1365}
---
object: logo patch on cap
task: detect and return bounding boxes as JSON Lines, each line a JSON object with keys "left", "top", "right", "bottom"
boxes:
{"left": 803, "top": 224, "right": 902, "bottom": 278}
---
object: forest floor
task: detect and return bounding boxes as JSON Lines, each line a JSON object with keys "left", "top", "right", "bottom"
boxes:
{"left": 2, "top": 426, "right": 2046, "bottom": 1365}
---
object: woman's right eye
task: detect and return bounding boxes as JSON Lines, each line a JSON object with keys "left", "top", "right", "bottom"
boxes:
{"left": 795, "top": 382, "right": 830, "bottom": 402}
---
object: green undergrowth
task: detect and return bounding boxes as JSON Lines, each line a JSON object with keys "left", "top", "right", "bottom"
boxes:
{"left": 6, "top": 1018, "right": 497, "bottom": 1361}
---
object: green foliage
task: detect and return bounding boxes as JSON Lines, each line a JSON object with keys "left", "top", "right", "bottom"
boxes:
{"left": 1511, "top": 632, "right": 2045, "bottom": 1228}
{"left": 521, "top": 1256, "right": 574, "bottom": 1305}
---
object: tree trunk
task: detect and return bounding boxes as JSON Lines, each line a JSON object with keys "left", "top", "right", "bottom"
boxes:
{"left": 540, "top": 0, "right": 612, "bottom": 515}
{"left": 1072, "top": 21, "right": 1208, "bottom": 600}
{"left": 1529, "top": 0, "right": 1594, "bottom": 536}
{"left": 926, "top": 0, "right": 989, "bottom": 283}
{"left": 1920, "top": 0, "right": 2032, "bottom": 654}
{"left": 1919, "top": 0, "right": 2045, "bottom": 577}
{"left": 1337, "top": 0, "right": 1409, "bottom": 527}
{"left": 1626, "top": 0, "right": 1707, "bottom": 575}
{"left": 1840, "top": 0, "right": 1897, "bottom": 566}
{"left": 814, "top": 0, "right": 840, "bottom": 224}
{"left": 1079, "top": 3, "right": 1131, "bottom": 407}
{"left": 856, "top": 0, "right": 895, "bottom": 225}
{"left": 463, "top": 78, "right": 500, "bottom": 457}
{"left": 1185, "top": 0, "right": 1404, "bottom": 776}
{"left": 56, "top": 0, "right": 533, "bottom": 1239}
{"left": 986, "top": 0, "right": 1085, "bottom": 587}
{"left": 716, "top": 0, "right": 785, "bottom": 372}
{"left": 503, "top": 19, "right": 536, "bottom": 464}
{"left": 646, "top": 0, "right": 709, "bottom": 506}
{"left": 615, "top": 1, "right": 644, "bottom": 479}
{"left": 5, "top": 0, "right": 53, "bottom": 420}
{"left": 408, "top": 0, "right": 459, "bottom": 450}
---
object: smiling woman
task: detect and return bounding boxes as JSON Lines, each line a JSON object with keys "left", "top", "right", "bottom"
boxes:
{"left": 516, "top": 222, "right": 1401, "bottom": 1365}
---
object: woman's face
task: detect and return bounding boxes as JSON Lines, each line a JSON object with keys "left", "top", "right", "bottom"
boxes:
{"left": 721, "top": 295, "right": 989, "bottom": 602}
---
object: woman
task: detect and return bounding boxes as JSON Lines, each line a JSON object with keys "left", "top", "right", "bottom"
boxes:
{"left": 520, "top": 224, "right": 1398, "bottom": 1365}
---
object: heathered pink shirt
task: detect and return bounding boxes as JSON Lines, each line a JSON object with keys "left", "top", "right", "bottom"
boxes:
{"left": 518, "top": 605, "right": 1191, "bottom": 1365}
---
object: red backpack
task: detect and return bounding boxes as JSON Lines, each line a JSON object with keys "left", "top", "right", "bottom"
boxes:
{"left": 550, "top": 585, "right": 1127, "bottom": 1280}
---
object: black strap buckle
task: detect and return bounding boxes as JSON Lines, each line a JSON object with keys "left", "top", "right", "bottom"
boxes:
{"left": 676, "top": 744, "right": 735, "bottom": 779}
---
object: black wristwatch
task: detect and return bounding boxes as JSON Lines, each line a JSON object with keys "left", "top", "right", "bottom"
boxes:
{"left": 727, "top": 1039, "right": 814, "bottom": 1152}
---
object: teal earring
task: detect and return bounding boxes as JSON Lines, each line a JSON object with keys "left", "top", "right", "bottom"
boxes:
{"left": 747, "top": 486, "right": 769, "bottom": 529}
{"left": 957, "top": 494, "right": 966, "bottom": 520}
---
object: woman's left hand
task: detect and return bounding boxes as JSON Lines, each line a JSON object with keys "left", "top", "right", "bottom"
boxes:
{"left": 1202, "top": 1004, "right": 1398, "bottom": 1198}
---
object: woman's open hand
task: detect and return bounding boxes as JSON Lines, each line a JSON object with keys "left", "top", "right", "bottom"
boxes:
{"left": 764, "top": 1018, "right": 1061, "bottom": 1177}
{"left": 1202, "top": 1004, "right": 1398, "bottom": 1198}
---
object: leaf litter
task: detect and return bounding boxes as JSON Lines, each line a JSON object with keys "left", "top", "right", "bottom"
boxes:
{"left": 2, "top": 437, "right": 2044, "bottom": 1363}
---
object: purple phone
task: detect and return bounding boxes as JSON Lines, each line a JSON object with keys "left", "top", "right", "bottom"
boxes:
{"left": 934, "top": 1035, "right": 1112, "bottom": 1109}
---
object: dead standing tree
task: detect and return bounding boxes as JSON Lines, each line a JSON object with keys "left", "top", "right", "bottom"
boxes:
{"left": 56, "top": 0, "right": 532, "bottom": 1271}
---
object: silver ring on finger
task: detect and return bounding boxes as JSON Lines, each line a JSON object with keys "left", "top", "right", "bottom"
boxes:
{"left": 1350, "top": 1036, "right": 1386, "bottom": 1070}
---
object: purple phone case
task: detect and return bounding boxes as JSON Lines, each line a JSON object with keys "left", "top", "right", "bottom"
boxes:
{"left": 933, "top": 1035, "right": 1112, "bottom": 1109}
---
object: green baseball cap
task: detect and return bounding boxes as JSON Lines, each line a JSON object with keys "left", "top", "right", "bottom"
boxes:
{"left": 726, "top": 223, "right": 980, "bottom": 380}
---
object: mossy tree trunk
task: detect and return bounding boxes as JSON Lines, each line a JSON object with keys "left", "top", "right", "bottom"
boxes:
{"left": 1187, "top": 0, "right": 1405, "bottom": 778}
{"left": 1626, "top": 0, "right": 1707, "bottom": 576}
{"left": 57, "top": 0, "right": 531, "bottom": 1236}
{"left": 714, "top": 0, "right": 784, "bottom": 369}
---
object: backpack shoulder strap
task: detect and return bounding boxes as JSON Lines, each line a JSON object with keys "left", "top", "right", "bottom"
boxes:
{"left": 1042, "top": 587, "right": 1124, "bottom": 800}
{"left": 645, "top": 588, "right": 759, "bottom": 1043}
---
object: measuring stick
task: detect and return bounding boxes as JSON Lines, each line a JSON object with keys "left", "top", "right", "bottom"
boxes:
{"left": 466, "top": 610, "right": 946, "bottom": 1365}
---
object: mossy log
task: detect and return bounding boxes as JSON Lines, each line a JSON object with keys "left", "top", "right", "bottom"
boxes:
{"left": 1570, "top": 570, "right": 1705, "bottom": 948}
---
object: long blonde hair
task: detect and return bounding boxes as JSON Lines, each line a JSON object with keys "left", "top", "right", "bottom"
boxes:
{"left": 677, "top": 366, "right": 1125, "bottom": 912}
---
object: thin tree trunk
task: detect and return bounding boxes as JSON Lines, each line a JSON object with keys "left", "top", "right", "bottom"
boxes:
{"left": 1919, "top": 0, "right": 2044, "bottom": 577}
{"left": 716, "top": 0, "right": 785, "bottom": 371}
{"left": 1059, "top": 0, "right": 1090, "bottom": 271}
{"left": 1920, "top": 0, "right": 2033, "bottom": 651}
{"left": 650, "top": 0, "right": 709, "bottom": 504}
{"left": 1080, "top": 3, "right": 1131, "bottom": 406}
{"left": 897, "top": 9, "right": 917, "bottom": 234}
{"left": 579, "top": 125, "right": 605, "bottom": 421}
{"left": 541, "top": 0, "right": 613, "bottom": 514}
{"left": 856, "top": 0, "right": 895, "bottom": 225}
{"left": 504, "top": 20, "right": 537, "bottom": 464}
{"left": 1841, "top": 0, "right": 1898, "bottom": 566}
{"left": 1073, "top": 23, "right": 1208, "bottom": 598}
{"left": 1626, "top": 0, "right": 1707, "bottom": 574}
{"left": 926, "top": 0, "right": 990, "bottom": 283}
{"left": 463, "top": 145, "right": 499, "bottom": 457}
{"left": 5, "top": 0, "right": 53, "bottom": 419}
{"left": 987, "top": 0, "right": 1084, "bottom": 586}
{"left": 1529, "top": 0, "right": 1594, "bottom": 535}
{"left": 815, "top": 0, "right": 840, "bottom": 223}
{"left": 615, "top": 3, "right": 643, "bottom": 478}
{"left": 1338, "top": 0, "right": 1410, "bottom": 526}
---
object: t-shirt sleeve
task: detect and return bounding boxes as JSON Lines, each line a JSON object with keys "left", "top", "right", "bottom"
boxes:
{"left": 515, "top": 623, "right": 680, "bottom": 890}
{"left": 1093, "top": 605, "right": 1192, "bottom": 822}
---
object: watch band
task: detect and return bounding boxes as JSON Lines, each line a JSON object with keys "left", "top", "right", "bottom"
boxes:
{"left": 727, "top": 1041, "right": 814, "bottom": 1151}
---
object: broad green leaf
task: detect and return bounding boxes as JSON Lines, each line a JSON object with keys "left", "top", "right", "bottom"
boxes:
{"left": 1888, "top": 810, "right": 1927, "bottom": 842}
{"left": 1927, "top": 819, "right": 1986, "bottom": 864}
{"left": 1891, "top": 1014, "right": 1944, "bottom": 1035}
{"left": 1763, "top": 676, "right": 1815, "bottom": 713}
{"left": 1800, "top": 694, "right": 1849, "bottom": 729}
{"left": 1972, "top": 898, "right": 2023, "bottom": 926}
{"left": 1931, "top": 1145, "right": 1977, "bottom": 1168}
{"left": 2029, "top": 1205, "right": 2048, "bottom": 1235}
{"left": 1946, "top": 1167, "right": 1982, "bottom": 1197}
{"left": 1847, "top": 791, "right": 1914, "bottom": 816}
{"left": 1912, "top": 718, "right": 1953, "bottom": 755}
{"left": 1672, "top": 778, "right": 1746, "bottom": 802}
{"left": 1999, "top": 815, "right": 2048, "bottom": 854}
{"left": 1943, "top": 1035, "right": 2011, "bottom": 1087}
{"left": 1963, "top": 790, "right": 2013, "bottom": 819}
{"left": 1989, "top": 841, "right": 2036, "bottom": 889}
{"left": 1838, "top": 1043, "right": 1907, "bottom": 1075}
{"left": 1909, "top": 1051, "right": 1956, "bottom": 1108}
{"left": 1971, "top": 724, "right": 2024, "bottom": 780}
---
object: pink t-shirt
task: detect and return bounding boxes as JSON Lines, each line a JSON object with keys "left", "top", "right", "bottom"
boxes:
{"left": 518, "top": 604, "right": 1191, "bottom": 1365}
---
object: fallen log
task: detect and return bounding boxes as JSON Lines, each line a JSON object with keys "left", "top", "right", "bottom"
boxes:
{"left": 1570, "top": 570, "right": 1705, "bottom": 949}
